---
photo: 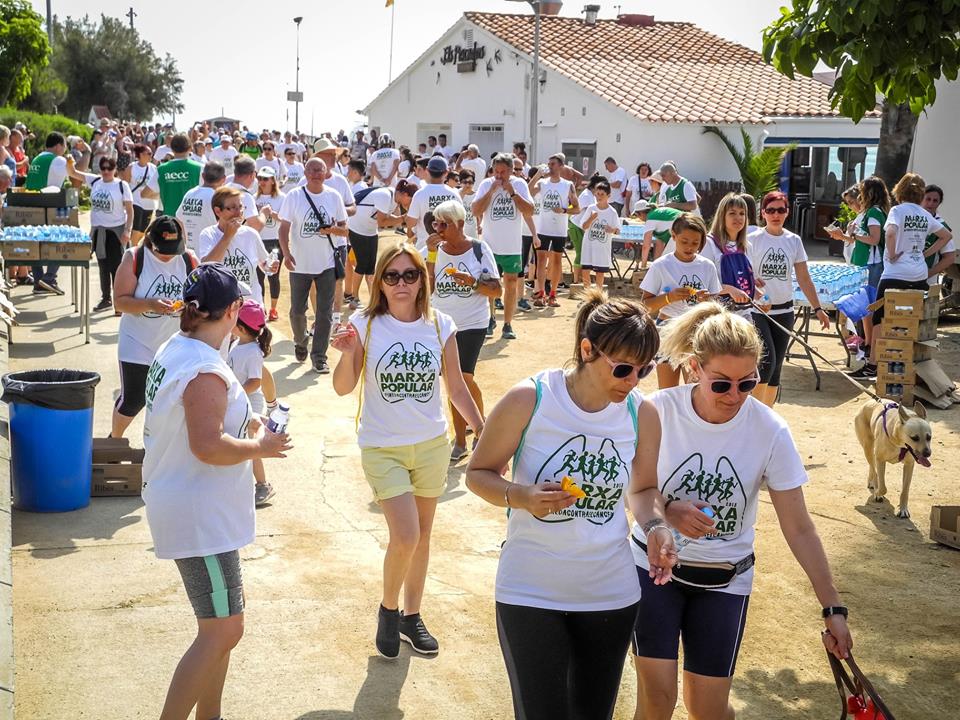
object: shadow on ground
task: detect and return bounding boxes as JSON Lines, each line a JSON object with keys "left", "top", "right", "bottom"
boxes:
{"left": 295, "top": 654, "right": 411, "bottom": 719}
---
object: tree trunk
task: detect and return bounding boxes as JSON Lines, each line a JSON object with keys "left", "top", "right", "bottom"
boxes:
{"left": 874, "top": 100, "right": 919, "bottom": 189}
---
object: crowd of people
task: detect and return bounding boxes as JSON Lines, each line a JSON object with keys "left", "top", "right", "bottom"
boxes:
{"left": 9, "top": 117, "right": 958, "bottom": 720}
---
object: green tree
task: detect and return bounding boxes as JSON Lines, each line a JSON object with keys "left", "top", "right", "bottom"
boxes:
{"left": 0, "top": 0, "right": 51, "bottom": 106}
{"left": 762, "top": 0, "right": 960, "bottom": 188}
{"left": 22, "top": 64, "right": 67, "bottom": 114}
{"left": 701, "top": 126, "right": 796, "bottom": 199}
{"left": 48, "top": 14, "right": 183, "bottom": 121}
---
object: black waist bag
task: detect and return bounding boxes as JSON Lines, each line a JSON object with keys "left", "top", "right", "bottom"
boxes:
{"left": 632, "top": 535, "right": 755, "bottom": 590}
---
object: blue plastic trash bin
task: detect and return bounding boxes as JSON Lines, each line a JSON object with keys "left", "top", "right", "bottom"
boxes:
{"left": 2, "top": 370, "right": 101, "bottom": 512}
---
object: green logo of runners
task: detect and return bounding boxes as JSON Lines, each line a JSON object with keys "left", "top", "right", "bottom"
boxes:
{"left": 375, "top": 341, "right": 439, "bottom": 404}
{"left": 662, "top": 453, "right": 747, "bottom": 536}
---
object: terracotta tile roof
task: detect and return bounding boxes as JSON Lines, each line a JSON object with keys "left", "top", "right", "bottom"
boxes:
{"left": 465, "top": 12, "right": 866, "bottom": 124}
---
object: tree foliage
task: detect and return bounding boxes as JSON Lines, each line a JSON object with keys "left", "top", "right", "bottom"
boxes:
{"left": 701, "top": 126, "right": 795, "bottom": 199}
{"left": 0, "top": 106, "right": 90, "bottom": 156}
{"left": 48, "top": 14, "right": 183, "bottom": 121}
{"left": 0, "top": 0, "right": 51, "bottom": 107}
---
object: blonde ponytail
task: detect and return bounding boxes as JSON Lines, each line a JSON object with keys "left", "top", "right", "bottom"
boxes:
{"left": 658, "top": 301, "right": 763, "bottom": 370}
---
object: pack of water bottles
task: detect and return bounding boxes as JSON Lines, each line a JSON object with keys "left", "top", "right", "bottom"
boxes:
{"left": 2, "top": 225, "right": 90, "bottom": 244}
{"left": 793, "top": 262, "right": 868, "bottom": 305}
{"left": 619, "top": 223, "right": 646, "bottom": 241}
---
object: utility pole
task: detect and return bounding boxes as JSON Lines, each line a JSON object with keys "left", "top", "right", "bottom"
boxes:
{"left": 45, "top": 0, "right": 53, "bottom": 43}
{"left": 126, "top": 7, "right": 137, "bottom": 30}
{"left": 293, "top": 17, "right": 303, "bottom": 134}
{"left": 530, "top": 1, "right": 541, "bottom": 164}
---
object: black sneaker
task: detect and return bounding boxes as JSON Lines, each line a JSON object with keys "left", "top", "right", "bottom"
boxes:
{"left": 517, "top": 298, "right": 532, "bottom": 312}
{"left": 94, "top": 298, "right": 112, "bottom": 312}
{"left": 376, "top": 605, "right": 400, "bottom": 659}
{"left": 37, "top": 279, "right": 64, "bottom": 295}
{"left": 486, "top": 317, "right": 496, "bottom": 337}
{"left": 847, "top": 364, "right": 877, "bottom": 381}
{"left": 399, "top": 612, "right": 439, "bottom": 655}
{"left": 295, "top": 344, "right": 308, "bottom": 362}
{"left": 313, "top": 360, "right": 330, "bottom": 374}
{"left": 502, "top": 323, "right": 517, "bottom": 340}
{"left": 495, "top": 298, "right": 504, "bottom": 311}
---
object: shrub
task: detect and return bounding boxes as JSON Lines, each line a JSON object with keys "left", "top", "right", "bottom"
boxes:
{"left": 0, "top": 107, "right": 91, "bottom": 156}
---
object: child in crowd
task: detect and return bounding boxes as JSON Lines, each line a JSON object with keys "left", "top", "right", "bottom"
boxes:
{"left": 229, "top": 300, "right": 276, "bottom": 506}
{"left": 580, "top": 180, "right": 620, "bottom": 289}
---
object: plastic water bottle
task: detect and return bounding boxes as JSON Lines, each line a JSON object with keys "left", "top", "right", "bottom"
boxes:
{"left": 672, "top": 506, "right": 716, "bottom": 549}
{"left": 264, "top": 248, "right": 280, "bottom": 276}
{"left": 266, "top": 403, "right": 290, "bottom": 434}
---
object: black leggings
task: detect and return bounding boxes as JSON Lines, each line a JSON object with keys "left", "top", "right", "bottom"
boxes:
{"left": 753, "top": 311, "right": 794, "bottom": 387}
{"left": 115, "top": 361, "right": 149, "bottom": 418}
{"left": 872, "top": 277, "right": 928, "bottom": 325}
{"left": 95, "top": 227, "right": 125, "bottom": 302}
{"left": 496, "top": 601, "right": 640, "bottom": 720}
{"left": 262, "top": 240, "right": 283, "bottom": 301}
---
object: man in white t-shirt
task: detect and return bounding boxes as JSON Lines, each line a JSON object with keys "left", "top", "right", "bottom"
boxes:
{"left": 920, "top": 184, "right": 957, "bottom": 287}
{"left": 458, "top": 144, "right": 486, "bottom": 181}
{"left": 177, "top": 162, "right": 226, "bottom": 253}
{"left": 227, "top": 155, "right": 268, "bottom": 232}
{"left": 603, "top": 156, "right": 627, "bottom": 216}
{"left": 406, "top": 156, "right": 462, "bottom": 249}
{"left": 658, "top": 161, "right": 700, "bottom": 215}
{"left": 208, "top": 136, "right": 238, "bottom": 176}
{"left": 306, "top": 138, "right": 357, "bottom": 217}
{"left": 368, "top": 135, "right": 401, "bottom": 188}
{"left": 152, "top": 134, "right": 174, "bottom": 164}
{"left": 437, "top": 133, "right": 454, "bottom": 160}
{"left": 279, "top": 158, "right": 349, "bottom": 374}
{"left": 471, "top": 153, "right": 535, "bottom": 340}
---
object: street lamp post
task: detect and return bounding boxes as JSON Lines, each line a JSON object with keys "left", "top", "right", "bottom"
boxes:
{"left": 507, "top": 1, "right": 542, "bottom": 163}
{"left": 294, "top": 16, "right": 303, "bottom": 134}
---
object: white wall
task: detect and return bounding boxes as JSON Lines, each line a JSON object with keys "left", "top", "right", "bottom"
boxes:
{"left": 910, "top": 77, "right": 960, "bottom": 209}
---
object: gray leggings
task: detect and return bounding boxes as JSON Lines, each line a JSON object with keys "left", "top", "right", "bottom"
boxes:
{"left": 174, "top": 550, "right": 244, "bottom": 619}
{"left": 288, "top": 268, "right": 336, "bottom": 364}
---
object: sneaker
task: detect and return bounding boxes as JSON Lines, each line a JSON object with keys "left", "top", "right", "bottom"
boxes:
{"left": 295, "top": 344, "right": 308, "bottom": 362}
{"left": 557, "top": 281, "right": 569, "bottom": 289}
{"left": 313, "top": 360, "right": 331, "bottom": 374}
{"left": 533, "top": 293, "right": 546, "bottom": 308}
{"left": 486, "top": 317, "right": 496, "bottom": 337}
{"left": 495, "top": 298, "right": 504, "bottom": 311}
{"left": 517, "top": 298, "right": 532, "bottom": 312}
{"left": 376, "top": 605, "right": 401, "bottom": 659}
{"left": 399, "top": 612, "right": 439, "bottom": 655}
{"left": 502, "top": 323, "right": 516, "bottom": 340}
{"left": 524, "top": 280, "right": 535, "bottom": 290}
{"left": 450, "top": 444, "right": 468, "bottom": 462}
{"left": 17, "top": 274, "right": 33, "bottom": 286}
{"left": 93, "top": 298, "right": 112, "bottom": 312}
{"left": 349, "top": 297, "right": 362, "bottom": 310}
{"left": 255, "top": 482, "right": 276, "bottom": 507}
{"left": 847, "top": 364, "right": 877, "bottom": 381}
{"left": 548, "top": 294, "right": 560, "bottom": 308}
{"left": 268, "top": 308, "right": 279, "bottom": 322}
{"left": 37, "top": 279, "right": 64, "bottom": 295}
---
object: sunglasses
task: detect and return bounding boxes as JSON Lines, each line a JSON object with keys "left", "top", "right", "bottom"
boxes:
{"left": 597, "top": 350, "right": 655, "bottom": 380}
{"left": 285, "top": 151, "right": 295, "bottom": 155}
{"left": 702, "top": 372, "right": 760, "bottom": 394}
{"left": 764, "top": 206, "right": 788, "bottom": 214}
{"left": 382, "top": 268, "right": 422, "bottom": 286}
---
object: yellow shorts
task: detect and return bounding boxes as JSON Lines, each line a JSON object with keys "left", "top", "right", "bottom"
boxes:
{"left": 360, "top": 434, "right": 451, "bottom": 502}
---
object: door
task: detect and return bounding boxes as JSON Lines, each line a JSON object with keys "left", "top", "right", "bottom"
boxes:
{"left": 469, "top": 124, "right": 504, "bottom": 163}
{"left": 562, "top": 141, "right": 597, "bottom": 177}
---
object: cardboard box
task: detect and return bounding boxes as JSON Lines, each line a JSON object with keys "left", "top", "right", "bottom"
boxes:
{"left": 41, "top": 242, "right": 91, "bottom": 262}
{"left": 46, "top": 207, "right": 80, "bottom": 227}
{"left": 0, "top": 239, "right": 40, "bottom": 262}
{"left": 877, "top": 360, "right": 915, "bottom": 383}
{"left": 883, "top": 289, "right": 940, "bottom": 320}
{"left": 874, "top": 338, "right": 935, "bottom": 363}
{"left": 930, "top": 506, "right": 960, "bottom": 550}
{"left": 880, "top": 317, "right": 938, "bottom": 341}
{"left": 91, "top": 438, "right": 144, "bottom": 497}
{"left": 877, "top": 379, "right": 915, "bottom": 405}
{"left": 2, "top": 206, "right": 47, "bottom": 227}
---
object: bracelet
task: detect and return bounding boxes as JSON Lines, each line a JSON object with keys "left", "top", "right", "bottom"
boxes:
{"left": 664, "top": 498, "right": 676, "bottom": 511}
{"left": 504, "top": 484, "right": 512, "bottom": 508}
{"left": 813, "top": 307, "right": 824, "bottom": 314}
{"left": 427, "top": 251, "right": 438, "bottom": 263}
{"left": 641, "top": 517, "right": 667, "bottom": 534}
{"left": 822, "top": 605, "right": 848, "bottom": 619}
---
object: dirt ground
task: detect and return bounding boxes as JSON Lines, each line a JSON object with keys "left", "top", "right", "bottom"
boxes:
{"left": 10, "top": 240, "right": 960, "bottom": 719}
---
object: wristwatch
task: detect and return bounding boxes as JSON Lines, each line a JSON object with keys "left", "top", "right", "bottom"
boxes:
{"left": 822, "top": 606, "right": 848, "bottom": 619}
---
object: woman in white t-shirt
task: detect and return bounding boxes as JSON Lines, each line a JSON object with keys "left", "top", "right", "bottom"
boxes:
{"left": 458, "top": 168, "right": 480, "bottom": 239}
{"left": 425, "top": 200, "right": 502, "bottom": 460}
{"left": 142, "top": 264, "right": 290, "bottom": 719}
{"left": 255, "top": 140, "right": 284, "bottom": 183}
{"left": 129, "top": 143, "right": 160, "bottom": 245}
{"left": 69, "top": 156, "right": 134, "bottom": 312}
{"left": 624, "top": 161, "right": 654, "bottom": 215}
{"left": 701, "top": 192, "right": 757, "bottom": 317}
{"left": 631, "top": 302, "right": 853, "bottom": 720}
{"left": 331, "top": 243, "right": 484, "bottom": 660}
{"left": 466, "top": 289, "right": 672, "bottom": 720}
{"left": 254, "top": 168, "right": 287, "bottom": 321}
{"left": 280, "top": 146, "right": 305, "bottom": 192}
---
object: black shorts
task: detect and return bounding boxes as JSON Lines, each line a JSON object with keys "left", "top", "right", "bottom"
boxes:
{"left": 115, "top": 361, "right": 150, "bottom": 418}
{"left": 521, "top": 236, "right": 536, "bottom": 268}
{"left": 580, "top": 264, "right": 610, "bottom": 273}
{"left": 349, "top": 230, "right": 379, "bottom": 276}
{"left": 540, "top": 234, "right": 567, "bottom": 253}
{"left": 132, "top": 205, "right": 153, "bottom": 233}
{"left": 456, "top": 327, "right": 487, "bottom": 374}
{"left": 632, "top": 567, "right": 750, "bottom": 678}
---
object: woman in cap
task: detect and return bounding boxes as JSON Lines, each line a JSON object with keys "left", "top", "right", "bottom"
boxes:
{"left": 112, "top": 216, "right": 199, "bottom": 439}
{"left": 143, "top": 263, "right": 291, "bottom": 720}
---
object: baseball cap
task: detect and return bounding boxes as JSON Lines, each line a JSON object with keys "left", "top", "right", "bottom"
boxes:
{"left": 238, "top": 299, "right": 266, "bottom": 331}
{"left": 427, "top": 156, "right": 448, "bottom": 173}
{"left": 245, "top": 131, "right": 257, "bottom": 141}
{"left": 183, "top": 264, "right": 242, "bottom": 313}
{"left": 203, "top": 137, "right": 213, "bottom": 145}
{"left": 147, "top": 215, "right": 186, "bottom": 256}
{"left": 256, "top": 166, "right": 277, "bottom": 178}
{"left": 633, "top": 200, "right": 653, "bottom": 213}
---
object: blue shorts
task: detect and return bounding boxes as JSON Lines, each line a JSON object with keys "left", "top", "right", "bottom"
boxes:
{"left": 867, "top": 262, "right": 883, "bottom": 288}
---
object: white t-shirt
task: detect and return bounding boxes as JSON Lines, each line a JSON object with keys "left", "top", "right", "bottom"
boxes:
{"left": 407, "top": 183, "right": 462, "bottom": 248}
{"left": 369, "top": 147, "right": 401, "bottom": 187}
{"left": 605, "top": 166, "right": 627, "bottom": 204}
{"left": 473, "top": 176, "right": 532, "bottom": 255}
{"left": 497, "top": 369, "right": 643, "bottom": 611}
{"left": 398, "top": 159, "right": 411, "bottom": 178}
{"left": 227, "top": 182, "right": 259, "bottom": 221}
{"left": 255, "top": 192, "right": 286, "bottom": 242}
{"left": 460, "top": 156, "right": 486, "bottom": 180}
{"left": 228, "top": 340, "right": 265, "bottom": 414}
{"left": 142, "top": 333, "right": 254, "bottom": 560}
{"left": 536, "top": 178, "right": 574, "bottom": 237}
{"left": 883, "top": 203, "right": 944, "bottom": 282}
{"left": 255, "top": 155, "right": 284, "bottom": 181}
{"left": 279, "top": 186, "right": 348, "bottom": 274}
{"left": 581, "top": 204, "right": 620, "bottom": 270}
{"left": 281, "top": 161, "right": 304, "bottom": 191}
{"left": 130, "top": 162, "right": 160, "bottom": 210}
{"left": 437, "top": 144, "right": 455, "bottom": 160}
{"left": 640, "top": 253, "right": 722, "bottom": 318}
{"left": 85, "top": 175, "right": 132, "bottom": 227}
{"left": 349, "top": 186, "right": 393, "bottom": 237}
{"left": 176, "top": 185, "right": 217, "bottom": 253}
{"left": 572, "top": 188, "right": 596, "bottom": 229}
{"left": 208, "top": 146, "right": 238, "bottom": 175}
{"left": 928, "top": 214, "right": 955, "bottom": 287}
{"left": 198, "top": 225, "right": 269, "bottom": 306}
{"left": 626, "top": 175, "right": 653, "bottom": 212}
{"left": 630, "top": 385, "right": 807, "bottom": 595}
{"left": 350, "top": 310, "right": 457, "bottom": 448}
{"left": 427, "top": 239, "right": 499, "bottom": 331}
{"left": 153, "top": 145, "right": 174, "bottom": 164}
{"left": 748, "top": 227, "right": 808, "bottom": 313}
{"left": 462, "top": 192, "right": 479, "bottom": 239}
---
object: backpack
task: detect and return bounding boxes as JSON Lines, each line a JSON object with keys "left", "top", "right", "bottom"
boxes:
{"left": 710, "top": 235, "right": 755, "bottom": 305}
{"left": 91, "top": 177, "right": 130, "bottom": 206}
{"left": 133, "top": 244, "right": 198, "bottom": 280}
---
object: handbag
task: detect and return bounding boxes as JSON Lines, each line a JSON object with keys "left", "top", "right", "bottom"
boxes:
{"left": 827, "top": 650, "right": 895, "bottom": 720}
{"left": 302, "top": 187, "right": 345, "bottom": 279}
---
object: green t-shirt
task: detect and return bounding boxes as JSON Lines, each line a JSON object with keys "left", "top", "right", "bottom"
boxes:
{"left": 663, "top": 177, "right": 692, "bottom": 206}
{"left": 851, "top": 206, "right": 886, "bottom": 267}
{"left": 925, "top": 218, "right": 951, "bottom": 268}
{"left": 240, "top": 144, "right": 261, "bottom": 161}
{"left": 24, "top": 152, "right": 57, "bottom": 190}
{"left": 157, "top": 158, "right": 203, "bottom": 215}
{"left": 645, "top": 207, "right": 684, "bottom": 241}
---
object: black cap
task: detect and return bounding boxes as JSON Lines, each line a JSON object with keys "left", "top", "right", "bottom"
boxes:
{"left": 183, "top": 263, "right": 242, "bottom": 313}
{"left": 147, "top": 215, "right": 185, "bottom": 256}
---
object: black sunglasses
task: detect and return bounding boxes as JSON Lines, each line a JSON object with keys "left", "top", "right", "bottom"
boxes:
{"left": 705, "top": 375, "right": 760, "bottom": 394}
{"left": 598, "top": 351, "right": 655, "bottom": 380}
{"left": 382, "top": 268, "right": 422, "bottom": 286}
{"left": 764, "top": 206, "right": 788, "bottom": 214}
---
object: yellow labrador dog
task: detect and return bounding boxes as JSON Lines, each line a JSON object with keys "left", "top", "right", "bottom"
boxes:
{"left": 854, "top": 400, "right": 932, "bottom": 518}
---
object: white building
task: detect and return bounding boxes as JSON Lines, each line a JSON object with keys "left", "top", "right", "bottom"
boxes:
{"left": 365, "top": 9, "right": 881, "bottom": 241}
{"left": 911, "top": 77, "right": 959, "bottom": 205}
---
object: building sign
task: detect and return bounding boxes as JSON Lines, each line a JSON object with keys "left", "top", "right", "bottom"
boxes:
{"left": 441, "top": 42, "right": 486, "bottom": 73}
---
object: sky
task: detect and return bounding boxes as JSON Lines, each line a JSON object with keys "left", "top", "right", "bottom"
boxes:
{"left": 35, "top": 0, "right": 790, "bottom": 133}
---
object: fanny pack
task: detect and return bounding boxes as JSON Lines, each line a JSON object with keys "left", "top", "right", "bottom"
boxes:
{"left": 632, "top": 535, "right": 755, "bottom": 590}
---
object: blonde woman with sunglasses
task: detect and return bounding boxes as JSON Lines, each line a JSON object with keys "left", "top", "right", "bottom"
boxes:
{"left": 331, "top": 242, "right": 483, "bottom": 660}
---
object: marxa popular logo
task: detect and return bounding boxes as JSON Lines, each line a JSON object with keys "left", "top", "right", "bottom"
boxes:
{"left": 759, "top": 246, "right": 789, "bottom": 280}
{"left": 302, "top": 203, "right": 332, "bottom": 236}
{"left": 180, "top": 196, "right": 205, "bottom": 217}
{"left": 662, "top": 453, "right": 748, "bottom": 538}
{"left": 90, "top": 189, "right": 115, "bottom": 214}
{"left": 142, "top": 273, "right": 185, "bottom": 318}
{"left": 678, "top": 274, "right": 705, "bottom": 305}
{"left": 222, "top": 248, "right": 254, "bottom": 286}
{"left": 375, "top": 341, "right": 439, "bottom": 403}
{"left": 541, "top": 189, "right": 564, "bottom": 212}
{"left": 534, "top": 435, "right": 628, "bottom": 525}
{"left": 491, "top": 190, "right": 516, "bottom": 221}
{"left": 903, "top": 214, "right": 930, "bottom": 232}
{"left": 436, "top": 262, "right": 473, "bottom": 298}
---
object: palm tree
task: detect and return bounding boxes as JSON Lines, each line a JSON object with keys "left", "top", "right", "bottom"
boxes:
{"left": 701, "top": 126, "right": 796, "bottom": 199}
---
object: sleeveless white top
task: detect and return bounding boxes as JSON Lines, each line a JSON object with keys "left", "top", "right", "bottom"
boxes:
{"left": 118, "top": 248, "right": 190, "bottom": 366}
{"left": 496, "top": 368, "right": 643, "bottom": 611}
